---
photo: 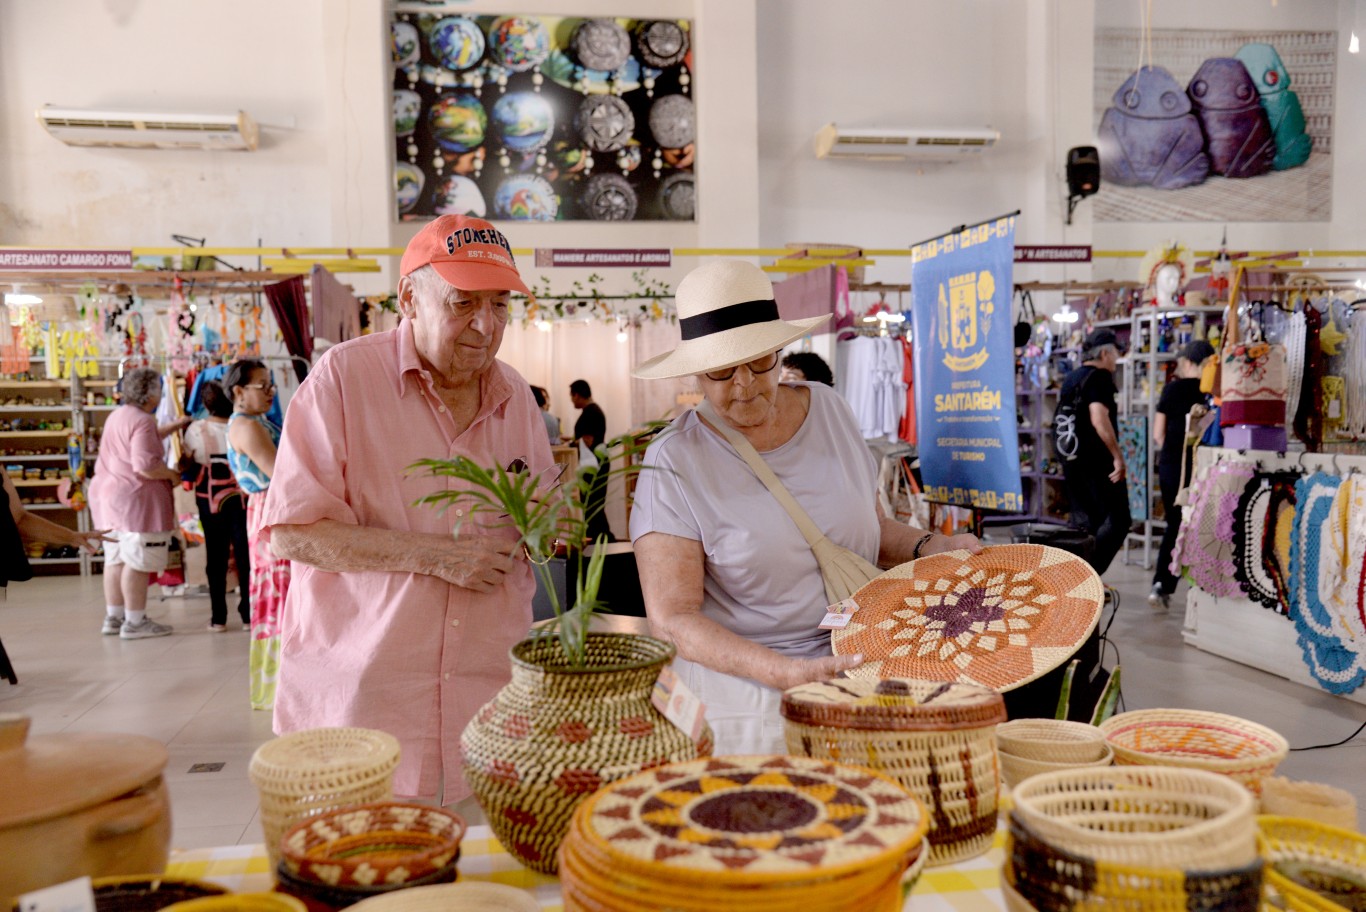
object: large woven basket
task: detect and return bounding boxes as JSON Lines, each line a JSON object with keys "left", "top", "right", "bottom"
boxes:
{"left": 1005, "top": 815, "right": 1265, "bottom": 912}
{"left": 558, "top": 754, "right": 928, "bottom": 912}
{"left": 995, "top": 719, "right": 1110, "bottom": 763}
{"left": 1010, "top": 766, "right": 1259, "bottom": 870}
{"left": 1258, "top": 815, "right": 1366, "bottom": 912}
{"left": 248, "top": 727, "right": 401, "bottom": 871}
{"left": 782, "top": 677, "right": 1004, "bottom": 866}
{"left": 280, "top": 801, "right": 465, "bottom": 887}
{"left": 1099, "top": 709, "right": 1289, "bottom": 796}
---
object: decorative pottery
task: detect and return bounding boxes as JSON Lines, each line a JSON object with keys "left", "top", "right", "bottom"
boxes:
{"left": 0, "top": 714, "right": 172, "bottom": 898}
{"left": 460, "top": 633, "right": 713, "bottom": 874}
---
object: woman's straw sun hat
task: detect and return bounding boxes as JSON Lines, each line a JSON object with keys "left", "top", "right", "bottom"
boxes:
{"left": 632, "top": 261, "right": 829, "bottom": 380}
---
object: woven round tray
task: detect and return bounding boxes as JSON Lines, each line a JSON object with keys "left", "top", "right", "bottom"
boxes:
{"left": 568, "top": 755, "right": 927, "bottom": 890}
{"left": 995, "top": 719, "right": 1110, "bottom": 763}
{"left": 832, "top": 545, "right": 1104, "bottom": 692}
{"left": 998, "top": 743, "right": 1113, "bottom": 791}
{"left": 162, "top": 895, "right": 306, "bottom": 912}
{"left": 347, "top": 882, "right": 540, "bottom": 912}
{"left": 1258, "top": 815, "right": 1366, "bottom": 912}
{"left": 249, "top": 727, "right": 401, "bottom": 870}
{"left": 781, "top": 678, "right": 1003, "bottom": 866}
{"left": 1260, "top": 778, "right": 1359, "bottom": 833}
{"left": 1009, "top": 766, "right": 1258, "bottom": 870}
{"left": 1099, "top": 709, "right": 1289, "bottom": 796}
{"left": 1006, "top": 813, "right": 1265, "bottom": 912}
{"left": 280, "top": 801, "right": 465, "bottom": 887}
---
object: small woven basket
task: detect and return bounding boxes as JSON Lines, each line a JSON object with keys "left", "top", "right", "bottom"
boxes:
{"left": 1261, "top": 778, "right": 1359, "bottom": 833}
{"left": 1258, "top": 815, "right": 1366, "bottom": 912}
{"left": 86, "top": 877, "right": 227, "bottom": 912}
{"left": 248, "top": 727, "right": 401, "bottom": 871}
{"left": 1099, "top": 709, "right": 1288, "bottom": 796}
{"left": 273, "top": 858, "right": 458, "bottom": 908}
{"left": 279, "top": 801, "right": 466, "bottom": 887}
{"left": 1010, "top": 766, "right": 1259, "bottom": 870}
{"left": 1006, "top": 814, "right": 1265, "bottom": 912}
{"left": 995, "top": 719, "right": 1110, "bottom": 763}
{"left": 782, "top": 678, "right": 1005, "bottom": 866}
{"left": 161, "top": 896, "right": 307, "bottom": 912}
{"left": 998, "top": 742, "right": 1113, "bottom": 790}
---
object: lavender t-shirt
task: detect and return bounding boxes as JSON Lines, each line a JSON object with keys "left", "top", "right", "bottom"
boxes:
{"left": 629, "top": 383, "right": 879, "bottom": 658}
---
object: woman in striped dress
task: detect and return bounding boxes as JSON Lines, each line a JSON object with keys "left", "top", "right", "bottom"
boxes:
{"left": 225, "top": 359, "right": 289, "bottom": 711}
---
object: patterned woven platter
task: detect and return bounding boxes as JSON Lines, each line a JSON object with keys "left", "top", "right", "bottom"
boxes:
{"left": 832, "top": 545, "right": 1103, "bottom": 692}
{"left": 573, "top": 755, "right": 927, "bottom": 882}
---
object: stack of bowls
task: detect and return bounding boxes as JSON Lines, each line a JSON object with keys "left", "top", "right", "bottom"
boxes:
{"left": 994, "top": 719, "right": 1112, "bottom": 790}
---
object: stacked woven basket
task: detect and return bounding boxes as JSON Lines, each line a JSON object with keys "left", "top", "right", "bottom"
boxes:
{"left": 558, "top": 755, "right": 929, "bottom": 912}
{"left": 994, "top": 719, "right": 1113, "bottom": 789}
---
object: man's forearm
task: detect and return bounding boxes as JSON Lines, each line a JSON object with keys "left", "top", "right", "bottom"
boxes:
{"left": 271, "top": 519, "right": 453, "bottom": 576}
{"left": 1094, "top": 418, "right": 1122, "bottom": 461}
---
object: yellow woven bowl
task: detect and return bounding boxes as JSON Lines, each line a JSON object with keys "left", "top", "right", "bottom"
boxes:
{"left": 1099, "top": 709, "right": 1288, "bottom": 795}
{"left": 998, "top": 743, "right": 1113, "bottom": 790}
{"left": 1258, "top": 815, "right": 1366, "bottom": 912}
{"left": 348, "top": 882, "right": 540, "bottom": 912}
{"left": 995, "top": 719, "right": 1110, "bottom": 764}
{"left": 162, "top": 896, "right": 307, "bottom": 912}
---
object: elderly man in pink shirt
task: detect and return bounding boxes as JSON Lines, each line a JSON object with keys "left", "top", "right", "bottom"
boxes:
{"left": 257, "top": 215, "right": 554, "bottom": 806}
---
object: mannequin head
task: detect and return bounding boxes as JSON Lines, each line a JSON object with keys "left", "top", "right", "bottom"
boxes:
{"left": 1154, "top": 263, "right": 1183, "bottom": 308}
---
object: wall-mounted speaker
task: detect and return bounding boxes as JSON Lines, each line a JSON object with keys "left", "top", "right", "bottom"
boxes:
{"left": 1067, "top": 146, "right": 1101, "bottom": 198}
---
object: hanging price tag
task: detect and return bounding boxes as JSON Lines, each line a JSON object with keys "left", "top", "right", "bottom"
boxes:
{"left": 819, "top": 597, "right": 861, "bottom": 630}
{"left": 651, "top": 665, "right": 707, "bottom": 747}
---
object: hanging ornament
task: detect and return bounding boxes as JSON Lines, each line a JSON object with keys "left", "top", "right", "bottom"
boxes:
{"left": 576, "top": 95, "right": 634, "bottom": 153}
{"left": 429, "top": 16, "right": 486, "bottom": 73}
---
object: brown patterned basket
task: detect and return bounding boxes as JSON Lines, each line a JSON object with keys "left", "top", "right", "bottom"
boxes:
{"left": 86, "top": 877, "right": 227, "bottom": 912}
{"left": 1099, "top": 709, "right": 1289, "bottom": 796}
{"left": 461, "top": 633, "right": 713, "bottom": 874}
{"left": 998, "top": 742, "right": 1114, "bottom": 790}
{"left": 248, "top": 727, "right": 401, "bottom": 871}
{"left": 558, "top": 755, "right": 928, "bottom": 912}
{"left": 995, "top": 719, "right": 1110, "bottom": 763}
{"left": 782, "top": 677, "right": 1004, "bottom": 866}
{"left": 1010, "top": 766, "right": 1258, "bottom": 870}
{"left": 280, "top": 802, "right": 465, "bottom": 887}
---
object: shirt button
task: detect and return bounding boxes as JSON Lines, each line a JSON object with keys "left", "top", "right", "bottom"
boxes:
{"left": 454, "top": 509, "right": 463, "bottom": 517}
{"left": 443, "top": 672, "right": 450, "bottom": 681}
{"left": 438, "top": 405, "right": 447, "bottom": 413}
{"left": 451, "top": 618, "right": 460, "bottom": 627}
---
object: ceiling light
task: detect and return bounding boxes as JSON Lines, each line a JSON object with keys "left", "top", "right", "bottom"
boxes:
{"left": 4, "top": 293, "right": 42, "bottom": 306}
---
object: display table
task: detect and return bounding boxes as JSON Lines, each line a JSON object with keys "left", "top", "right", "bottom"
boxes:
{"left": 166, "top": 823, "right": 1009, "bottom": 911}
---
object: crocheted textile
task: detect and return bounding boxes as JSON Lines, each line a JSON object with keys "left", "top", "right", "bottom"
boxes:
{"left": 832, "top": 545, "right": 1104, "bottom": 693}
{"left": 1179, "top": 461, "right": 1255, "bottom": 598}
{"left": 1323, "top": 475, "right": 1366, "bottom": 643}
{"left": 1289, "top": 472, "right": 1365, "bottom": 694}
{"left": 1220, "top": 342, "right": 1287, "bottom": 427}
{"left": 1292, "top": 306, "right": 1323, "bottom": 451}
{"left": 1231, "top": 473, "right": 1281, "bottom": 611}
{"left": 1259, "top": 474, "right": 1299, "bottom": 616}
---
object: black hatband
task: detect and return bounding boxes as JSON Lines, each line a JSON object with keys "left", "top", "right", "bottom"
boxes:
{"left": 679, "top": 299, "right": 780, "bottom": 341}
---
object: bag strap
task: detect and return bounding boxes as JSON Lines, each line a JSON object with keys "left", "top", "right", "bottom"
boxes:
{"left": 695, "top": 398, "right": 829, "bottom": 549}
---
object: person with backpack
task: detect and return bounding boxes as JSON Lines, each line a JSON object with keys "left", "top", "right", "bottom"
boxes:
{"left": 1057, "top": 328, "right": 1130, "bottom": 575}
{"left": 182, "top": 381, "right": 250, "bottom": 631}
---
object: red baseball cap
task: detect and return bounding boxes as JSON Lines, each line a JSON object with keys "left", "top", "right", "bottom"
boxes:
{"left": 399, "top": 214, "right": 531, "bottom": 295}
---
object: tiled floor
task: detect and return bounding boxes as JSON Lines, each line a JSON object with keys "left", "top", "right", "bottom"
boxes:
{"left": 2, "top": 557, "right": 1363, "bottom": 854}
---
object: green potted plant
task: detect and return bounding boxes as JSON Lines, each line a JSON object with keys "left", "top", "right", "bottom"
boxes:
{"left": 409, "top": 428, "right": 713, "bottom": 873}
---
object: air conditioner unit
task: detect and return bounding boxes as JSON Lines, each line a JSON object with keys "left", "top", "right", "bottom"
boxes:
{"left": 35, "top": 105, "right": 260, "bottom": 151}
{"left": 814, "top": 123, "right": 999, "bottom": 162}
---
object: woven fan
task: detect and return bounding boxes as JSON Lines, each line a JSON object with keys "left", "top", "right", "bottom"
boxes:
{"left": 832, "top": 545, "right": 1103, "bottom": 692}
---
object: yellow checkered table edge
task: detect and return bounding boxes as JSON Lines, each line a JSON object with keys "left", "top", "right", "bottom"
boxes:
{"left": 167, "top": 822, "right": 1007, "bottom": 911}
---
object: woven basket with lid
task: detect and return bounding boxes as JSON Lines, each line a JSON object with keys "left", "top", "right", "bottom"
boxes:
{"left": 248, "top": 727, "right": 401, "bottom": 871}
{"left": 781, "top": 677, "right": 1004, "bottom": 866}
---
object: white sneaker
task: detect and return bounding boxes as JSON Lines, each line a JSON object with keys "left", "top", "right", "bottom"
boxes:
{"left": 101, "top": 615, "right": 124, "bottom": 635}
{"left": 120, "top": 618, "right": 173, "bottom": 639}
{"left": 1148, "top": 584, "right": 1170, "bottom": 611}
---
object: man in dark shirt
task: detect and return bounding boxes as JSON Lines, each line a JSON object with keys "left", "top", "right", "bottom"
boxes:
{"left": 1149, "top": 340, "right": 1214, "bottom": 609}
{"left": 1060, "top": 329, "right": 1130, "bottom": 575}
{"left": 570, "top": 379, "right": 614, "bottom": 542}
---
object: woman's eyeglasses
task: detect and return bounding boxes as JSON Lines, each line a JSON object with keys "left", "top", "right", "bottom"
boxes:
{"left": 703, "top": 351, "right": 780, "bottom": 382}
{"left": 243, "top": 383, "right": 276, "bottom": 392}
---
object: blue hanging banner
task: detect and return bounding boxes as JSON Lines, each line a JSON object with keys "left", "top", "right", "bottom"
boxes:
{"left": 911, "top": 215, "right": 1023, "bottom": 511}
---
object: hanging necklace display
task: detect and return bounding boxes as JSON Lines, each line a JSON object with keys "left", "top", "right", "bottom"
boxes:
{"left": 1289, "top": 471, "right": 1365, "bottom": 695}
{"left": 1344, "top": 306, "right": 1366, "bottom": 439}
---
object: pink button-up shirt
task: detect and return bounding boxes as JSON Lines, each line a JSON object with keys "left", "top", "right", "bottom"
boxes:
{"left": 89, "top": 405, "right": 174, "bottom": 533}
{"left": 256, "top": 319, "right": 554, "bottom": 800}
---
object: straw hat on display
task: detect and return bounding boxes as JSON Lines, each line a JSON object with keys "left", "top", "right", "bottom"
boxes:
{"left": 632, "top": 261, "right": 828, "bottom": 380}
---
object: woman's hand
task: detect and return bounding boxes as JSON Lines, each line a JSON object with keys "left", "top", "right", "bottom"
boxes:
{"left": 926, "top": 532, "right": 984, "bottom": 556}
{"left": 71, "top": 528, "right": 116, "bottom": 554}
{"left": 768, "top": 651, "right": 865, "bottom": 691}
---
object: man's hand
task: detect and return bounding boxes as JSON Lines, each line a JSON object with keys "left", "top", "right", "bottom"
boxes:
{"left": 928, "top": 533, "right": 984, "bottom": 556}
{"left": 431, "top": 535, "right": 520, "bottom": 593}
{"left": 770, "top": 652, "right": 864, "bottom": 691}
{"left": 1110, "top": 457, "right": 1126, "bottom": 483}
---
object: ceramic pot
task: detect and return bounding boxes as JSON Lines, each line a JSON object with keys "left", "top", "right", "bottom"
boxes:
{"left": 0, "top": 713, "right": 171, "bottom": 899}
{"left": 460, "top": 633, "right": 712, "bottom": 874}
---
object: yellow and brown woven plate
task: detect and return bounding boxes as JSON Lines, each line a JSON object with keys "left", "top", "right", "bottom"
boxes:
{"left": 832, "top": 545, "right": 1104, "bottom": 692}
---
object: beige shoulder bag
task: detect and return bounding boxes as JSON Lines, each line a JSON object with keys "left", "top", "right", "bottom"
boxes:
{"left": 696, "top": 399, "right": 881, "bottom": 604}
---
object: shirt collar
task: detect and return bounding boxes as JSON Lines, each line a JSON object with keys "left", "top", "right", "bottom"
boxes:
{"left": 395, "top": 317, "right": 515, "bottom": 419}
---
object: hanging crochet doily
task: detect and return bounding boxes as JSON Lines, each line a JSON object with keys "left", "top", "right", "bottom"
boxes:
{"left": 1171, "top": 453, "right": 1216, "bottom": 582}
{"left": 1322, "top": 474, "right": 1366, "bottom": 643}
{"left": 1231, "top": 473, "right": 1282, "bottom": 611}
{"left": 1260, "top": 474, "right": 1299, "bottom": 616}
{"left": 1179, "top": 461, "right": 1255, "bottom": 598}
{"left": 1289, "top": 472, "right": 1366, "bottom": 694}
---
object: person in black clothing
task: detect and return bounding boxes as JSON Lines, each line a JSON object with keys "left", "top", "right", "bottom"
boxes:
{"left": 1060, "top": 328, "right": 1130, "bottom": 575}
{"left": 182, "top": 381, "right": 251, "bottom": 630}
{"left": 1149, "top": 340, "right": 1215, "bottom": 610}
{"left": 569, "top": 379, "right": 614, "bottom": 543}
{"left": 780, "top": 352, "right": 834, "bottom": 386}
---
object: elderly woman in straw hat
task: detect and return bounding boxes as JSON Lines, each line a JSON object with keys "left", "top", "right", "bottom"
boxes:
{"left": 630, "top": 261, "right": 981, "bottom": 755}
